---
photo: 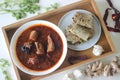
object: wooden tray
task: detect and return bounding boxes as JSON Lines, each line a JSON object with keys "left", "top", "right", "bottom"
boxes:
{"left": 2, "top": 0, "right": 115, "bottom": 80}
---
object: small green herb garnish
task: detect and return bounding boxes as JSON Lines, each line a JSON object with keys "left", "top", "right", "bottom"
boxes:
{"left": 45, "top": 3, "right": 59, "bottom": 11}
{"left": 0, "top": 58, "right": 12, "bottom": 80}
{"left": 0, "top": 0, "right": 40, "bottom": 19}
{"left": 0, "top": 0, "right": 60, "bottom": 20}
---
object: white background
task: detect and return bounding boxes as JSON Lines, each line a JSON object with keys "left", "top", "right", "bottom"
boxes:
{"left": 0, "top": 0, "right": 120, "bottom": 80}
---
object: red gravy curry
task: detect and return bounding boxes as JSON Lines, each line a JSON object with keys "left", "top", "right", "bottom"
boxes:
{"left": 16, "top": 24, "right": 63, "bottom": 71}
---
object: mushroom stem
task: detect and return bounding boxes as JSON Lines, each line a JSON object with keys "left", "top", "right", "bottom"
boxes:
{"left": 103, "top": 65, "right": 112, "bottom": 77}
{"left": 29, "top": 30, "right": 38, "bottom": 41}
{"left": 47, "top": 35, "right": 55, "bottom": 53}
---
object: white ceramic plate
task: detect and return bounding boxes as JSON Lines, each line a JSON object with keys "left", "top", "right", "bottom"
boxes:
{"left": 58, "top": 9, "right": 101, "bottom": 51}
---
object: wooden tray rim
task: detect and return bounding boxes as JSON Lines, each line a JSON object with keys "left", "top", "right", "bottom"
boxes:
{"left": 1, "top": 0, "right": 115, "bottom": 80}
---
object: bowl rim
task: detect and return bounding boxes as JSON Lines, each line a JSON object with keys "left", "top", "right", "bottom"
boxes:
{"left": 10, "top": 20, "right": 67, "bottom": 75}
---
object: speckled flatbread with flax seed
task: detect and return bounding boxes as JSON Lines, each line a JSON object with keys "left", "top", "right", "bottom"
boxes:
{"left": 65, "top": 25, "right": 83, "bottom": 44}
{"left": 69, "top": 24, "right": 94, "bottom": 41}
{"left": 72, "top": 12, "right": 94, "bottom": 29}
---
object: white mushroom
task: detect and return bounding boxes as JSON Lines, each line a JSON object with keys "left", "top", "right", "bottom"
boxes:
{"left": 72, "top": 69, "right": 84, "bottom": 79}
{"left": 63, "top": 73, "right": 75, "bottom": 80}
{"left": 92, "top": 45, "right": 104, "bottom": 56}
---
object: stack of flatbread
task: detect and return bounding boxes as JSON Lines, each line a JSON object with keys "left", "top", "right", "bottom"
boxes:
{"left": 65, "top": 12, "right": 94, "bottom": 44}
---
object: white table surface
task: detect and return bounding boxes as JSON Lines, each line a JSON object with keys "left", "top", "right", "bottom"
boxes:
{"left": 0, "top": 0, "right": 120, "bottom": 80}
